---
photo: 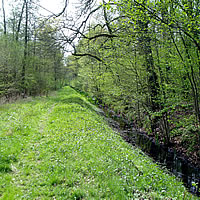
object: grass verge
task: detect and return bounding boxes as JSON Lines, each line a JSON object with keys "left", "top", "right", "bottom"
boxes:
{"left": 0, "top": 86, "right": 198, "bottom": 199}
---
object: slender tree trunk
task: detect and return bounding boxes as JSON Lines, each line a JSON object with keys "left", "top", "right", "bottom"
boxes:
{"left": 136, "top": 0, "right": 160, "bottom": 110}
{"left": 2, "top": 0, "right": 6, "bottom": 35}
{"left": 179, "top": 32, "right": 200, "bottom": 124}
{"left": 138, "top": 20, "right": 160, "bottom": 132}
{"left": 170, "top": 30, "right": 200, "bottom": 124}
{"left": 154, "top": 29, "right": 171, "bottom": 145}
{"left": 16, "top": 0, "right": 26, "bottom": 41}
{"left": 54, "top": 53, "right": 57, "bottom": 90}
{"left": 21, "top": 0, "right": 28, "bottom": 95}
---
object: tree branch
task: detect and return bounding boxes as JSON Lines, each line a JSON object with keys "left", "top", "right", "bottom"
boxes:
{"left": 55, "top": 0, "right": 68, "bottom": 17}
{"left": 72, "top": 53, "right": 103, "bottom": 62}
{"left": 133, "top": 0, "right": 200, "bottom": 51}
{"left": 88, "top": 33, "right": 118, "bottom": 40}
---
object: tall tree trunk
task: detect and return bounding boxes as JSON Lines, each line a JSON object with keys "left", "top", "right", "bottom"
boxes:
{"left": 179, "top": 32, "right": 200, "bottom": 124}
{"left": 16, "top": 1, "right": 26, "bottom": 41}
{"left": 21, "top": 0, "right": 28, "bottom": 95}
{"left": 138, "top": 19, "right": 160, "bottom": 132}
{"left": 54, "top": 53, "right": 57, "bottom": 90}
{"left": 2, "top": 0, "right": 6, "bottom": 35}
{"left": 170, "top": 30, "right": 200, "bottom": 124}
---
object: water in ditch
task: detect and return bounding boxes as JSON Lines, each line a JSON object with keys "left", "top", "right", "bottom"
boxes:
{"left": 132, "top": 131, "right": 200, "bottom": 196}
{"left": 105, "top": 113, "right": 200, "bottom": 196}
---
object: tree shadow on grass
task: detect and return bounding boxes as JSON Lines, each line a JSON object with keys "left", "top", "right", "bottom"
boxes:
{"left": 51, "top": 95, "right": 97, "bottom": 113}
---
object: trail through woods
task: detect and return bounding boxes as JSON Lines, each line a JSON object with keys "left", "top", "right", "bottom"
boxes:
{"left": 0, "top": 87, "right": 198, "bottom": 199}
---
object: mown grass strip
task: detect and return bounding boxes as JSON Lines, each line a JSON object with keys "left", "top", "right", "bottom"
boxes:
{"left": 0, "top": 86, "right": 198, "bottom": 199}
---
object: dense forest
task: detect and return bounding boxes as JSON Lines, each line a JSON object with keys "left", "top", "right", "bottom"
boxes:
{"left": 66, "top": 0, "right": 200, "bottom": 165}
{"left": 0, "top": 0, "right": 67, "bottom": 99}
{"left": 0, "top": 0, "right": 200, "bottom": 166}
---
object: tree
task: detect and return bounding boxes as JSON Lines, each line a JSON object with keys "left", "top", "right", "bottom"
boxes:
{"left": 65, "top": 0, "right": 200, "bottom": 152}
{"left": 0, "top": 1, "right": 66, "bottom": 99}
{"left": 1, "top": 0, "right": 7, "bottom": 35}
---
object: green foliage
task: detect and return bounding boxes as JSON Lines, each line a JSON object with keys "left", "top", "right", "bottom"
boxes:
{"left": 67, "top": 0, "right": 200, "bottom": 156}
{"left": 0, "top": 86, "right": 197, "bottom": 199}
{"left": 0, "top": 17, "right": 67, "bottom": 100}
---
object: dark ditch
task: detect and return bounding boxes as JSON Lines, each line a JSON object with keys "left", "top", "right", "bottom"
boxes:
{"left": 101, "top": 109, "right": 200, "bottom": 197}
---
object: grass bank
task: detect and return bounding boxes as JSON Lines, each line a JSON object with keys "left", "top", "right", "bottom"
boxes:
{"left": 0, "top": 86, "right": 198, "bottom": 199}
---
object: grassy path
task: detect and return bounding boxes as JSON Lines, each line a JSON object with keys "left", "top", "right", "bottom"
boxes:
{"left": 0, "top": 87, "right": 198, "bottom": 199}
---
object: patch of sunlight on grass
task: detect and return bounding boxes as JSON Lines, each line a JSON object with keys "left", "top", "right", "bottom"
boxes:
{"left": 0, "top": 86, "right": 198, "bottom": 199}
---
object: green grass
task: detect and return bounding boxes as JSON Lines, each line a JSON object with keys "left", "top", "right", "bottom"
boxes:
{"left": 0, "top": 86, "right": 198, "bottom": 199}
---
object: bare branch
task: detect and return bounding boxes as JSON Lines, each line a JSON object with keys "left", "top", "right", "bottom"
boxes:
{"left": 55, "top": 0, "right": 68, "bottom": 17}
{"left": 103, "top": 0, "right": 113, "bottom": 35}
{"left": 72, "top": 53, "right": 103, "bottom": 62}
{"left": 78, "top": 5, "right": 102, "bottom": 33}
{"left": 88, "top": 33, "right": 117, "bottom": 40}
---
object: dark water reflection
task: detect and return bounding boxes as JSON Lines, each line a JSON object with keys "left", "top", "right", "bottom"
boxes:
{"left": 128, "top": 130, "right": 200, "bottom": 196}
{"left": 103, "top": 111, "right": 200, "bottom": 196}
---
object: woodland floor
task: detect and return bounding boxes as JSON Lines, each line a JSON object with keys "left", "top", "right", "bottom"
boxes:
{"left": 0, "top": 87, "right": 198, "bottom": 199}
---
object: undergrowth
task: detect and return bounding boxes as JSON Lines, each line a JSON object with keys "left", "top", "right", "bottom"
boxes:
{"left": 0, "top": 86, "right": 198, "bottom": 199}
